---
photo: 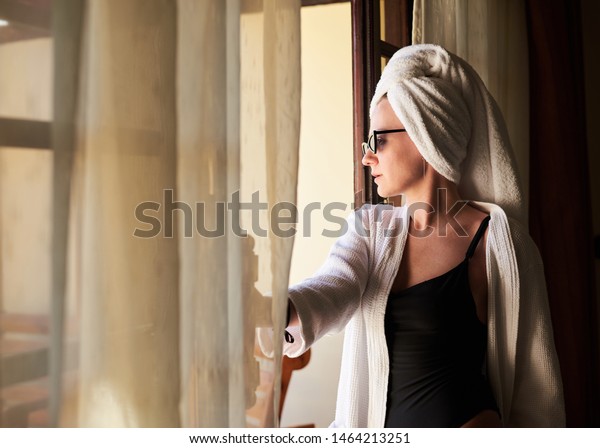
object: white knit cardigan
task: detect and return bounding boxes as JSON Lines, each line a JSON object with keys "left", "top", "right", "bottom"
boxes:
{"left": 271, "top": 201, "right": 565, "bottom": 428}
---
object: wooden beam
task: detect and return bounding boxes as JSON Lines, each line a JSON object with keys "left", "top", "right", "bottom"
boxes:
{"left": 0, "top": 340, "right": 49, "bottom": 387}
{"left": 0, "top": 118, "right": 51, "bottom": 150}
{"left": 380, "top": 40, "right": 400, "bottom": 59}
{"left": 302, "top": 0, "right": 349, "bottom": 6}
{"left": 0, "top": 0, "right": 52, "bottom": 30}
{"left": 0, "top": 22, "right": 51, "bottom": 44}
{"left": 0, "top": 313, "right": 50, "bottom": 335}
{"left": 243, "top": 0, "right": 349, "bottom": 13}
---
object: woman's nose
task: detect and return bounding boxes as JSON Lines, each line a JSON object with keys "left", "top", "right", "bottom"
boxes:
{"left": 362, "top": 150, "right": 376, "bottom": 166}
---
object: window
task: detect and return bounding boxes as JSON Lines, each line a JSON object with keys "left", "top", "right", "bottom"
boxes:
{"left": 0, "top": 0, "right": 53, "bottom": 428}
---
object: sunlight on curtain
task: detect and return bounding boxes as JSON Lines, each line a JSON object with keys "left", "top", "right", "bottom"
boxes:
{"left": 47, "top": 0, "right": 300, "bottom": 428}
{"left": 412, "top": 0, "right": 530, "bottom": 220}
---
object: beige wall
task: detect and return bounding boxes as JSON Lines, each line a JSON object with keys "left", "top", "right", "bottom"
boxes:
{"left": 282, "top": 3, "right": 353, "bottom": 428}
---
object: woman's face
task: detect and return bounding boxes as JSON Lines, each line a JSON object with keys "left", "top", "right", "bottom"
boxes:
{"left": 362, "top": 98, "right": 425, "bottom": 198}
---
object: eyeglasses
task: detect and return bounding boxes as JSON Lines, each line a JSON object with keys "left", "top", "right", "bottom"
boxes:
{"left": 361, "top": 129, "right": 407, "bottom": 155}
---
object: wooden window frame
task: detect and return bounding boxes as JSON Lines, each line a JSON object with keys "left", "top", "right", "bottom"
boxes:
{"left": 0, "top": 118, "right": 51, "bottom": 150}
{"left": 351, "top": 0, "right": 412, "bottom": 207}
{"left": 0, "top": 0, "right": 52, "bottom": 150}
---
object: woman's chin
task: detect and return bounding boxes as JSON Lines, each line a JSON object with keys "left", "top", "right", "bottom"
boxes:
{"left": 376, "top": 185, "right": 401, "bottom": 199}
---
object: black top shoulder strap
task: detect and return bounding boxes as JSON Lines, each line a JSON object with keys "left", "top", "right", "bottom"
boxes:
{"left": 465, "top": 215, "right": 491, "bottom": 260}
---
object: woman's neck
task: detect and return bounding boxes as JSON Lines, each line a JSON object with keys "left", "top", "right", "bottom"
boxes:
{"left": 403, "top": 176, "right": 467, "bottom": 232}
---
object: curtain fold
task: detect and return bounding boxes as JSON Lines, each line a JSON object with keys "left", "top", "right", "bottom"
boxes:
{"left": 62, "top": 0, "right": 181, "bottom": 427}
{"left": 524, "top": 0, "right": 598, "bottom": 427}
{"left": 412, "top": 0, "right": 530, "bottom": 224}
{"left": 262, "top": 0, "right": 301, "bottom": 428}
{"left": 49, "top": 0, "right": 301, "bottom": 428}
{"left": 51, "top": 0, "right": 85, "bottom": 427}
{"left": 177, "top": 0, "right": 232, "bottom": 427}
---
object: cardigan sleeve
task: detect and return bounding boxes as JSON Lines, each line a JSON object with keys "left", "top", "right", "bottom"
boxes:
{"left": 508, "top": 224, "right": 566, "bottom": 427}
{"left": 283, "top": 207, "right": 372, "bottom": 357}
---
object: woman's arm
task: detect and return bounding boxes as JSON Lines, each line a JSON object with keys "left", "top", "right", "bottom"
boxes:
{"left": 283, "top": 207, "right": 372, "bottom": 357}
{"left": 287, "top": 301, "right": 299, "bottom": 327}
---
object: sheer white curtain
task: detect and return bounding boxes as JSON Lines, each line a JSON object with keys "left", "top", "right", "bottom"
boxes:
{"left": 51, "top": 0, "right": 300, "bottom": 428}
{"left": 412, "top": 0, "right": 530, "bottom": 218}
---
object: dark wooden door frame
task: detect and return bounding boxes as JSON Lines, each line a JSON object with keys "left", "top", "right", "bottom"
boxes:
{"left": 350, "top": 0, "right": 412, "bottom": 208}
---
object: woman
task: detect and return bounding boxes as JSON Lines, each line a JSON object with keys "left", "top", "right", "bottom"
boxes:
{"left": 273, "top": 44, "right": 564, "bottom": 427}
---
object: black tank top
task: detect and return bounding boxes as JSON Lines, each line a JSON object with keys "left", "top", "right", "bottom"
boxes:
{"left": 384, "top": 215, "right": 499, "bottom": 428}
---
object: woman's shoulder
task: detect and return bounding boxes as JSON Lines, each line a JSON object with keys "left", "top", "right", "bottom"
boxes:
{"left": 458, "top": 203, "right": 491, "bottom": 233}
{"left": 468, "top": 201, "right": 543, "bottom": 266}
{"left": 469, "top": 201, "right": 527, "bottom": 239}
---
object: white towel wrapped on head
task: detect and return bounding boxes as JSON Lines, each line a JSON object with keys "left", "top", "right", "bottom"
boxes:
{"left": 370, "top": 44, "right": 525, "bottom": 224}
